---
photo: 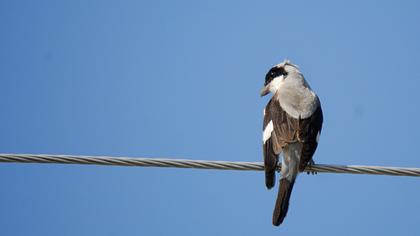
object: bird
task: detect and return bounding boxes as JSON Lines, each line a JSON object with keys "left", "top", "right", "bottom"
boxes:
{"left": 260, "top": 59, "right": 323, "bottom": 226}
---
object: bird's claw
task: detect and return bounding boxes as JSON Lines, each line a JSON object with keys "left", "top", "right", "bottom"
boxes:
{"left": 306, "top": 160, "right": 318, "bottom": 175}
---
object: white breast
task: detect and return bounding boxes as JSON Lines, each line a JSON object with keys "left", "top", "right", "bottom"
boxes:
{"left": 276, "top": 74, "right": 319, "bottom": 119}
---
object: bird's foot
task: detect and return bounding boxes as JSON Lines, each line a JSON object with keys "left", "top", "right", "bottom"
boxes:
{"left": 306, "top": 160, "right": 317, "bottom": 175}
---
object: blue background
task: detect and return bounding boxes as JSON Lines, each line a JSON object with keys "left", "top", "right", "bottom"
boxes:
{"left": 1, "top": 0, "right": 419, "bottom": 235}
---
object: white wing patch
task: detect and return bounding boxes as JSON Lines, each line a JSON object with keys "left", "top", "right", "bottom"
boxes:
{"left": 263, "top": 120, "right": 274, "bottom": 144}
{"left": 316, "top": 131, "right": 320, "bottom": 143}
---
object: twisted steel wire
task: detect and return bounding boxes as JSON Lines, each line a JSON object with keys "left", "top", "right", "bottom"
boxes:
{"left": 0, "top": 153, "right": 419, "bottom": 177}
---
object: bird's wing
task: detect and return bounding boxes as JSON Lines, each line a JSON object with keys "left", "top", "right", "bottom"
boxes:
{"left": 265, "top": 99, "right": 299, "bottom": 151}
{"left": 264, "top": 98, "right": 323, "bottom": 172}
{"left": 263, "top": 99, "right": 278, "bottom": 189}
{"left": 263, "top": 99, "right": 297, "bottom": 188}
{"left": 298, "top": 104, "right": 323, "bottom": 171}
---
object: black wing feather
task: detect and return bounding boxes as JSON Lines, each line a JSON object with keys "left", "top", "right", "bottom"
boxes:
{"left": 298, "top": 105, "right": 323, "bottom": 171}
{"left": 263, "top": 100, "right": 279, "bottom": 189}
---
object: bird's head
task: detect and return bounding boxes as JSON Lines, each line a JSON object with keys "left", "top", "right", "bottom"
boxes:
{"left": 260, "top": 59, "right": 301, "bottom": 97}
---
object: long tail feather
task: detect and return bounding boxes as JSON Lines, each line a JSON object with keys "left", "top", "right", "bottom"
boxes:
{"left": 272, "top": 178, "right": 295, "bottom": 226}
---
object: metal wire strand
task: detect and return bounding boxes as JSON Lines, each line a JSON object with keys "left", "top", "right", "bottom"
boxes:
{"left": 0, "top": 153, "right": 419, "bottom": 177}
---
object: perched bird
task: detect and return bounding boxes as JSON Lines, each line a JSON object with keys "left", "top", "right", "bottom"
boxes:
{"left": 260, "top": 59, "right": 323, "bottom": 226}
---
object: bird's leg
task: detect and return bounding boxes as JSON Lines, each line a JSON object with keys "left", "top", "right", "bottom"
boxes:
{"left": 306, "top": 159, "right": 317, "bottom": 175}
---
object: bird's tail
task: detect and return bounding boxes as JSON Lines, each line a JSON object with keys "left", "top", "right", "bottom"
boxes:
{"left": 272, "top": 178, "right": 295, "bottom": 226}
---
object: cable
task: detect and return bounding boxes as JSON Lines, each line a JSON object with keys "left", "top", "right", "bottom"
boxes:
{"left": 0, "top": 153, "right": 419, "bottom": 177}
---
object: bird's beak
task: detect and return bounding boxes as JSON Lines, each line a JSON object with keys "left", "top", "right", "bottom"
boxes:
{"left": 260, "top": 85, "right": 270, "bottom": 97}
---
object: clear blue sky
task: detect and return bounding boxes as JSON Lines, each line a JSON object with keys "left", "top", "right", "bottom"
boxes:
{"left": 1, "top": 0, "right": 419, "bottom": 235}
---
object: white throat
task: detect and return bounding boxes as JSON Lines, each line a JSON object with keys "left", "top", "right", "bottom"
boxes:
{"left": 268, "top": 76, "right": 284, "bottom": 94}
